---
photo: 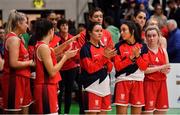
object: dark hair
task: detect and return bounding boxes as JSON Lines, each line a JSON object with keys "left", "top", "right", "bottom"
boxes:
{"left": 134, "top": 9, "right": 146, "bottom": 18}
{"left": 104, "top": 16, "right": 114, "bottom": 25}
{"left": 85, "top": 22, "right": 101, "bottom": 41}
{"left": 34, "top": 19, "right": 53, "bottom": 41}
{"left": 89, "top": 7, "right": 103, "bottom": 18}
{"left": 78, "top": 23, "right": 86, "bottom": 28}
{"left": 57, "top": 18, "right": 68, "bottom": 30}
{"left": 42, "top": 10, "right": 56, "bottom": 19}
{"left": 167, "top": 0, "right": 175, "bottom": 4}
{"left": 121, "top": 20, "right": 142, "bottom": 43}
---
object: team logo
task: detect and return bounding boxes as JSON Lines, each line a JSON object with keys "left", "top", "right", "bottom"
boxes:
{"left": 33, "top": 0, "right": 45, "bottom": 9}
{"left": 124, "top": 51, "right": 129, "bottom": 55}
{"left": 136, "top": 101, "right": 141, "bottom": 104}
{"left": 20, "top": 98, "right": 23, "bottom": 104}
{"left": 155, "top": 57, "right": 159, "bottom": 62}
{"left": 163, "top": 105, "right": 167, "bottom": 108}
{"left": 94, "top": 54, "right": 100, "bottom": 57}
{"left": 120, "top": 94, "right": 125, "bottom": 100}
{"left": 103, "top": 37, "right": 107, "bottom": 45}
{"left": 56, "top": 102, "right": 59, "bottom": 111}
{"left": 95, "top": 100, "right": 99, "bottom": 106}
{"left": 149, "top": 101, "right": 154, "bottom": 107}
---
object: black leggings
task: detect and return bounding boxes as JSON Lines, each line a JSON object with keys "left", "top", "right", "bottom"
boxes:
{"left": 58, "top": 67, "right": 79, "bottom": 114}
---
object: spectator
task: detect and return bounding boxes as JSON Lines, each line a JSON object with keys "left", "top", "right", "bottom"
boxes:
{"left": 104, "top": 16, "right": 120, "bottom": 44}
{"left": 150, "top": 4, "right": 167, "bottom": 29}
{"left": 167, "top": 19, "right": 180, "bottom": 63}
{"left": 167, "top": 0, "right": 180, "bottom": 28}
{"left": 133, "top": 10, "right": 147, "bottom": 40}
{"left": 46, "top": 11, "right": 58, "bottom": 32}
{"left": 148, "top": 0, "right": 167, "bottom": 15}
{"left": 124, "top": 0, "right": 137, "bottom": 20}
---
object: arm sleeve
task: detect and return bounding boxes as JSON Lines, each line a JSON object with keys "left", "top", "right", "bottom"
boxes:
{"left": 77, "top": 31, "right": 86, "bottom": 48}
{"left": 106, "top": 60, "right": 113, "bottom": 73}
{"left": 113, "top": 42, "right": 133, "bottom": 71}
{"left": 135, "top": 42, "right": 149, "bottom": 71}
{"left": 114, "top": 55, "right": 133, "bottom": 71}
{"left": 135, "top": 54, "right": 149, "bottom": 71}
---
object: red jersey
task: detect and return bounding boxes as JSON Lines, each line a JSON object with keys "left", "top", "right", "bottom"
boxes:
{"left": 80, "top": 42, "right": 113, "bottom": 92}
{"left": 114, "top": 41, "right": 148, "bottom": 81}
{"left": 77, "top": 29, "right": 114, "bottom": 48}
{"left": 141, "top": 31, "right": 145, "bottom": 40}
{"left": 3, "top": 32, "right": 31, "bottom": 78}
{"left": 145, "top": 47, "right": 167, "bottom": 81}
{"left": 49, "top": 34, "right": 61, "bottom": 48}
{"left": 57, "top": 33, "right": 79, "bottom": 71}
{"left": 35, "top": 41, "right": 61, "bottom": 84}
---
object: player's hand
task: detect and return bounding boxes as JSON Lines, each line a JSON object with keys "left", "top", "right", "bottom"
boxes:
{"left": 64, "top": 49, "right": 79, "bottom": 59}
{"left": 160, "top": 64, "right": 171, "bottom": 74}
{"left": 104, "top": 48, "right": 117, "bottom": 59}
{"left": 132, "top": 46, "right": 141, "bottom": 58}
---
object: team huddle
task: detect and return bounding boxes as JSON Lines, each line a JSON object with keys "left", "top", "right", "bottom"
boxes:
{"left": 0, "top": 7, "right": 171, "bottom": 114}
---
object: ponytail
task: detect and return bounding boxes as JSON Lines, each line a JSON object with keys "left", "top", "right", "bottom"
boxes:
{"left": 5, "top": 9, "right": 26, "bottom": 34}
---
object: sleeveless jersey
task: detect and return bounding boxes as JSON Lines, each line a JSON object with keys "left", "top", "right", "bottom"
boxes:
{"left": 35, "top": 41, "right": 61, "bottom": 84}
{"left": 3, "top": 32, "right": 31, "bottom": 78}
{"left": 145, "top": 47, "right": 167, "bottom": 81}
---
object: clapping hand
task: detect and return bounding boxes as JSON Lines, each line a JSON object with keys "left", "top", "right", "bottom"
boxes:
{"left": 104, "top": 47, "right": 117, "bottom": 59}
{"left": 64, "top": 49, "right": 79, "bottom": 60}
{"left": 132, "top": 46, "right": 141, "bottom": 58}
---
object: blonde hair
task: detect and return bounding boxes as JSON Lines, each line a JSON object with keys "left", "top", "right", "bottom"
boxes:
{"left": 5, "top": 9, "right": 26, "bottom": 34}
{"left": 145, "top": 25, "right": 161, "bottom": 37}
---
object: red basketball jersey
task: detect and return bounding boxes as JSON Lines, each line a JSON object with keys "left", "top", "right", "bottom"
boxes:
{"left": 35, "top": 41, "right": 61, "bottom": 84}
{"left": 3, "top": 32, "right": 31, "bottom": 78}
{"left": 145, "top": 47, "right": 167, "bottom": 81}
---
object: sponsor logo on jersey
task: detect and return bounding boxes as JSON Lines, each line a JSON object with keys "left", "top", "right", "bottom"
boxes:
{"left": 163, "top": 105, "right": 167, "bottom": 108}
{"left": 149, "top": 101, "right": 154, "bottom": 107}
{"left": 95, "top": 100, "right": 99, "bottom": 106}
{"left": 136, "top": 101, "right": 141, "bottom": 104}
{"left": 120, "top": 94, "right": 125, "bottom": 100}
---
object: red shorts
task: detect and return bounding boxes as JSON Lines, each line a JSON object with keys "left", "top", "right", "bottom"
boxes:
{"left": 83, "top": 91, "right": 112, "bottom": 112}
{"left": 33, "top": 84, "right": 59, "bottom": 114}
{"left": 1, "top": 75, "right": 32, "bottom": 111}
{"left": 143, "top": 80, "right": 169, "bottom": 112}
{"left": 113, "top": 81, "right": 144, "bottom": 107}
